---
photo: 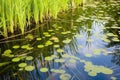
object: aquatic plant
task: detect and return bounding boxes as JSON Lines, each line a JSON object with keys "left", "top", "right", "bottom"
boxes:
{"left": 0, "top": 0, "right": 83, "bottom": 37}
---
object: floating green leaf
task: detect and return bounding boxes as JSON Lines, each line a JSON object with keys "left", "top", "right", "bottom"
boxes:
{"left": 62, "top": 39, "right": 71, "bottom": 44}
{"left": 45, "top": 41, "right": 53, "bottom": 46}
{"left": 37, "top": 45, "right": 44, "bottom": 48}
{"left": 13, "top": 45, "right": 20, "bottom": 49}
{"left": 88, "top": 71, "right": 97, "bottom": 76}
{"left": 51, "top": 69, "right": 65, "bottom": 74}
{"left": 21, "top": 44, "right": 30, "bottom": 49}
{"left": 93, "top": 49, "right": 101, "bottom": 55}
{"left": 60, "top": 73, "right": 71, "bottom": 80}
{"left": 53, "top": 44, "right": 60, "bottom": 48}
{"left": 57, "top": 49, "right": 64, "bottom": 53}
{"left": 84, "top": 61, "right": 113, "bottom": 76}
{"left": 106, "top": 33, "right": 117, "bottom": 37}
{"left": 102, "top": 38, "right": 111, "bottom": 42}
{"left": 40, "top": 68, "right": 48, "bottom": 72}
{"left": 12, "top": 57, "right": 20, "bottom": 62}
{"left": 26, "top": 47, "right": 33, "bottom": 50}
{"left": 45, "top": 56, "right": 53, "bottom": 61}
{"left": 2, "top": 49, "right": 14, "bottom": 57}
{"left": 26, "top": 56, "right": 33, "bottom": 61}
{"left": 85, "top": 54, "right": 92, "bottom": 57}
{"left": 112, "top": 37, "right": 119, "bottom": 42}
{"left": 61, "top": 32, "right": 68, "bottom": 35}
{"left": 36, "top": 37, "right": 42, "bottom": 41}
{"left": 2, "top": 49, "right": 12, "bottom": 55}
{"left": 45, "top": 34, "right": 51, "bottom": 37}
{"left": 19, "top": 68, "right": 24, "bottom": 71}
{"left": 51, "top": 55, "right": 57, "bottom": 58}
{"left": 25, "top": 34, "right": 34, "bottom": 40}
{"left": 25, "top": 65, "right": 35, "bottom": 71}
{"left": 101, "top": 68, "right": 113, "bottom": 74}
{"left": 43, "top": 32, "right": 49, "bottom": 35}
{"left": 18, "top": 63, "right": 27, "bottom": 67}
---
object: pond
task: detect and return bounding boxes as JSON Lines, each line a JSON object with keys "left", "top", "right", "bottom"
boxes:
{"left": 0, "top": 1, "right": 120, "bottom": 80}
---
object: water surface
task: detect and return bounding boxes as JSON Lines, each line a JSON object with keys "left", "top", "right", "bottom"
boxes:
{"left": 0, "top": 1, "right": 120, "bottom": 80}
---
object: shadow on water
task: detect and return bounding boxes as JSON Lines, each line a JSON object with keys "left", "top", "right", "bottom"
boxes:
{"left": 0, "top": 1, "right": 120, "bottom": 80}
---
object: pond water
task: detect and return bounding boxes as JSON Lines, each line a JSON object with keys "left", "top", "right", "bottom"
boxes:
{"left": 0, "top": 1, "right": 120, "bottom": 80}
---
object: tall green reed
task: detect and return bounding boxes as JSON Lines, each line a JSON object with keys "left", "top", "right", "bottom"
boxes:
{"left": 0, "top": 0, "right": 83, "bottom": 37}
{"left": 0, "top": 0, "right": 8, "bottom": 37}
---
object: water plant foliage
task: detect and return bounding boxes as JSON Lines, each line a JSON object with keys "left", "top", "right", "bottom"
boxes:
{"left": 0, "top": 0, "right": 120, "bottom": 80}
{"left": 0, "top": 0, "right": 83, "bottom": 37}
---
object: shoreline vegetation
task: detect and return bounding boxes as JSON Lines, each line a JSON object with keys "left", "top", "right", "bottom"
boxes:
{"left": 0, "top": 0, "right": 83, "bottom": 38}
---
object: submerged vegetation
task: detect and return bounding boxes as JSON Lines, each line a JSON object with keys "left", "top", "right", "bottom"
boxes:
{"left": 0, "top": 0, "right": 82, "bottom": 37}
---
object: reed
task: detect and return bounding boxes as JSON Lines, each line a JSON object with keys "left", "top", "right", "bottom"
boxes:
{"left": 0, "top": 0, "right": 83, "bottom": 37}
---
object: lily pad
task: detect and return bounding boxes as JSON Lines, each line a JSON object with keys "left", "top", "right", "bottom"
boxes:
{"left": 61, "top": 32, "right": 68, "bottom": 35}
{"left": 53, "top": 44, "right": 60, "bottom": 48}
{"left": 102, "top": 68, "right": 113, "bottom": 74}
{"left": 51, "top": 69, "right": 65, "bottom": 74}
{"left": 43, "top": 32, "right": 49, "bottom": 35}
{"left": 56, "top": 49, "right": 64, "bottom": 53}
{"left": 19, "top": 68, "right": 24, "bottom": 71}
{"left": 85, "top": 54, "right": 92, "bottom": 57}
{"left": 102, "top": 38, "right": 111, "bottom": 42}
{"left": 88, "top": 71, "right": 97, "bottom": 76}
{"left": 60, "top": 73, "right": 71, "bottom": 80}
{"left": 45, "top": 34, "right": 51, "bottom": 37}
{"left": 36, "top": 38, "right": 42, "bottom": 41}
{"left": 112, "top": 37, "right": 119, "bottom": 42}
{"left": 106, "top": 33, "right": 116, "bottom": 37}
{"left": 3, "top": 49, "right": 12, "bottom": 55}
{"left": 45, "top": 56, "right": 53, "bottom": 61}
{"left": 25, "top": 65, "right": 35, "bottom": 71}
{"left": 18, "top": 63, "right": 27, "bottom": 67}
{"left": 50, "top": 36, "right": 59, "bottom": 41}
{"left": 12, "top": 57, "right": 20, "bottom": 62}
{"left": 2, "top": 49, "right": 14, "bottom": 57}
{"left": 26, "top": 47, "right": 33, "bottom": 50}
{"left": 26, "top": 56, "right": 33, "bottom": 61}
{"left": 45, "top": 41, "right": 53, "bottom": 46}
{"left": 21, "top": 44, "right": 30, "bottom": 49}
{"left": 40, "top": 68, "right": 48, "bottom": 72}
{"left": 25, "top": 34, "right": 34, "bottom": 40}
{"left": 37, "top": 45, "right": 44, "bottom": 48}
{"left": 93, "top": 49, "right": 101, "bottom": 55}
{"left": 62, "top": 39, "right": 71, "bottom": 44}
{"left": 13, "top": 45, "right": 20, "bottom": 49}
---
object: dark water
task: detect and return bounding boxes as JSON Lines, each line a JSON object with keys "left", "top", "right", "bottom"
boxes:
{"left": 0, "top": 1, "right": 120, "bottom": 80}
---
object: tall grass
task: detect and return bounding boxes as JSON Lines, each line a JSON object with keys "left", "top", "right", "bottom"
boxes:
{"left": 0, "top": 0, "right": 83, "bottom": 37}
